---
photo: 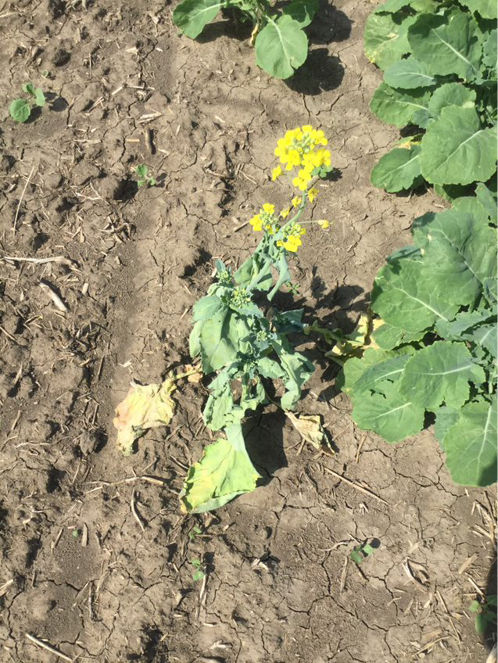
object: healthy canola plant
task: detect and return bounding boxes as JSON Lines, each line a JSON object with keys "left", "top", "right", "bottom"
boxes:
{"left": 173, "top": 0, "right": 319, "bottom": 78}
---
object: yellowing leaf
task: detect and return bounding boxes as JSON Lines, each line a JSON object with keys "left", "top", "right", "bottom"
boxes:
{"left": 114, "top": 376, "right": 177, "bottom": 455}
{"left": 326, "top": 313, "right": 383, "bottom": 359}
{"left": 286, "top": 412, "right": 333, "bottom": 451}
{"left": 180, "top": 436, "right": 260, "bottom": 513}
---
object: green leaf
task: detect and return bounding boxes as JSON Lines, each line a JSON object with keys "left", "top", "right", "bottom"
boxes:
{"left": 482, "top": 29, "right": 497, "bottom": 71}
{"left": 452, "top": 195, "right": 491, "bottom": 226}
{"left": 420, "top": 106, "right": 497, "bottom": 185}
{"left": 434, "top": 406, "right": 460, "bottom": 448}
{"left": 172, "top": 0, "right": 225, "bottom": 39}
{"left": 257, "top": 357, "right": 286, "bottom": 380}
{"left": 234, "top": 253, "right": 273, "bottom": 291}
{"left": 180, "top": 425, "right": 261, "bottom": 513}
{"left": 475, "top": 180, "right": 497, "bottom": 222}
{"left": 255, "top": 16, "right": 308, "bottom": 79}
{"left": 282, "top": 0, "right": 318, "bottom": 28}
{"left": 203, "top": 379, "right": 235, "bottom": 431}
{"left": 435, "top": 310, "right": 495, "bottom": 340}
{"left": 9, "top": 99, "right": 31, "bottom": 123}
{"left": 370, "top": 82, "right": 431, "bottom": 127}
{"left": 408, "top": 11, "right": 482, "bottom": 81}
{"left": 198, "top": 310, "right": 249, "bottom": 373}
{"left": 272, "top": 339, "right": 314, "bottom": 410}
{"left": 427, "top": 82, "right": 476, "bottom": 117}
{"left": 459, "top": 0, "right": 497, "bottom": 20}
{"left": 384, "top": 56, "right": 436, "bottom": 88}
{"left": 351, "top": 378, "right": 425, "bottom": 442}
{"left": 193, "top": 295, "right": 224, "bottom": 322}
{"left": 364, "top": 13, "right": 416, "bottom": 70}
{"left": 444, "top": 395, "right": 497, "bottom": 486}
{"left": 467, "top": 324, "right": 497, "bottom": 357}
{"left": 22, "top": 82, "right": 35, "bottom": 95}
{"left": 412, "top": 209, "right": 497, "bottom": 307}
{"left": 373, "top": 0, "right": 410, "bottom": 13}
{"left": 34, "top": 87, "right": 45, "bottom": 107}
{"left": 371, "top": 145, "right": 423, "bottom": 192}
{"left": 400, "top": 341, "right": 486, "bottom": 409}
{"left": 342, "top": 348, "right": 396, "bottom": 394}
{"left": 353, "top": 354, "right": 412, "bottom": 394}
{"left": 372, "top": 259, "right": 459, "bottom": 333}
{"left": 372, "top": 323, "right": 423, "bottom": 350}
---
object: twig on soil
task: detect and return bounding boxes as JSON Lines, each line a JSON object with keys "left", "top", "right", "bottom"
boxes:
{"left": 13, "top": 164, "right": 35, "bottom": 233}
{"left": 457, "top": 554, "right": 477, "bottom": 575}
{"left": 25, "top": 633, "right": 73, "bottom": 662}
{"left": 39, "top": 280, "right": 69, "bottom": 312}
{"left": 322, "top": 466, "right": 388, "bottom": 505}
{"left": 0, "top": 579, "right": 14, "bottom": 597}
{"left": 131, "top": 489, "right": 146, "bottom": 531}
{"left": 2, "top": 255, "right": 75, "bottom": 267}
{"left": 436, "top": 590, "right": 461, "bottom": 643}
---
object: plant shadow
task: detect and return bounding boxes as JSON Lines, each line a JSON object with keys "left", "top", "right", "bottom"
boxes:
{"left": 244, "top": 410, "right": 288, "bottom": 485}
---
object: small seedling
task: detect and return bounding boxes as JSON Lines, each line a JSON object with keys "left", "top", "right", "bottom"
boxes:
{"left": 189, "top": 525, "right": 203, "bottom": 541}
{"left": 469, "top": 594, "right": 497, "bottom": 634}
{"left": 135, "top": 164, "right": 157, "bottom": 188}
{"left": 350, "top": 541, "right": 376, "bottom": 564}
{"left": 72, "top": 529, "right": 80, "bottom": 539}
{"left": 9, "top": 83, "right": 46, "bottom": 123}
{"left": 191, "top": 558, "right": 205, "bottom": 582}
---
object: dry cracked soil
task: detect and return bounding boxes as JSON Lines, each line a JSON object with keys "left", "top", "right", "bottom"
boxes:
{"left": 0, "top": 0, "right": 496, "bottom": 662}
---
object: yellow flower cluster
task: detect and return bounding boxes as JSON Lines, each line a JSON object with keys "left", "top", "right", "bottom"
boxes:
{"left": 277, "top": 222, "right": 306, "bottom": 253}
{"left": 250, "top": 203, "right": 279, "bottom": 234}
{"left": 274, "top": 125, "right": 331, "bottom": 192}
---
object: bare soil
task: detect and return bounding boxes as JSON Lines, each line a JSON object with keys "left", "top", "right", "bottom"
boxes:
{"left": 0, "top": 1, "right": 495, "bottom": 662}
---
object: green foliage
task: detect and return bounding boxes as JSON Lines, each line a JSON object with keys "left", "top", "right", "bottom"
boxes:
{"left": 469, "top": 594, "right": 497, "bottom": 635}
{"left": 9, "top": 82, "right": 46, "bottom": 123}
{"left": 364, "top": 0, "right": 497, "bottom": 194}
{"left": 190, "top": 558, "right": 206, "bottom": 582}
{"left": 135, "top": 164, "right": 157, "bottom": 188}
{"left": 172, "top": 0, "right": 319, "bottom": 78}
{"left": 339, "top": 204, "right": 497, "bottom": 487}
{"left": 350, "top": 541, "right": 377, "bottom": 564}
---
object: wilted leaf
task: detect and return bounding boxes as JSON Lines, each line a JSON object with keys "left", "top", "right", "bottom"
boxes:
{"left": 286, "top": 412, "right": 333, "bottom": 451}
{"left": 180, "top": 425, "right": 260, "bottom": 513}
{"left": 114, "top": 376, "right": 177, "bottom": 455}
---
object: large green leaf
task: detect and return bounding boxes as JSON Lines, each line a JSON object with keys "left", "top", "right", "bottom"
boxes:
{"left": 384, "top": 56, "right": 436, "bottom": 89}
{"left": 372, "top": 259, "right": 460, "bottom": 332}
{"left": 444, "top": 396, "right": 497, "bottom": 486}
{"left": 408, "top": 11, "right": 482, "bottom": 81}
{"left": 434, "top": 406, "right": 460, "bottom": 449}
{"left": 459, "top": 0, "right": 497, "bottom": 20}
{"left": 255, "top": 16, "right": 308, "bottom": 79}
{"left": 420, "top": 106, "right": 497, "bottom": 185}
{"left": 364, "top": 13, "right": 416, "bottom": 70}
{"left": 181, "top": 425, "right": 260, "bottom": 513}
{"left": 400, "top": 341, "right": 486, "bottom": 409}
{"left": 370, "top": 82, "right": 431, "bottom": 127}
{"left": 412, "top": 209, "right": 497, "bottom": 307}
{"left": 352, "top": 378, "right": 425, "bottom": 442}
{"left": 427, "top": 82, "right": 476, "bottom": 117}
{"left": 476, "top": 180, "right": 497, "bottom": 222}
{"left": 468, "top": 324, "right": 497, "bottom": 357}
{"left": 371, "top": 145, "right": 422, "bottom": 192}
{"left": 173, "top": 0, "right": 226, "bottom": 39}
{"left": 234, "top": 253, "right": 273, "bottom": 291}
